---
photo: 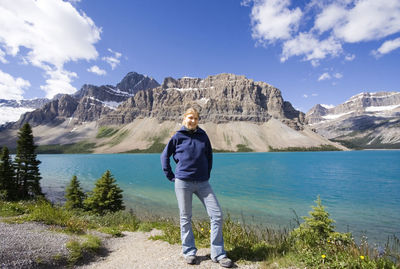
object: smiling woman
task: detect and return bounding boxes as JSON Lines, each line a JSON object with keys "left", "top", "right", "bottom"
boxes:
{"left": 161, "top": 107, "right": 233, "bottom": 267}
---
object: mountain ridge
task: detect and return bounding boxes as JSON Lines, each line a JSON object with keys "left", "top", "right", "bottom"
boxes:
{"left": 306, "top": 91, "right": 400, "bottom": 148}
{"left": 0, "top": 72, "right": 345, "bottom": 152}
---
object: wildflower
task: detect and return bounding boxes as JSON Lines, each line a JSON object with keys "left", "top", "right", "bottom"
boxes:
{"left": 201, "top": 228, "right": 204, "bottom": 232}
{"left": 209, "top": 229, "right": 211, "bottom": 233}
{"left": 327, "top": 240, "right": 330, "bottom": 243}
{"left": 360, "top": 256, "right": 365, "bottom": 260}
{"left": 321, "top": 254, "right": 326, "bottom": 259}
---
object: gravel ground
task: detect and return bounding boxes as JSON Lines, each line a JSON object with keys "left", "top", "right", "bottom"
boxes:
{"left": 0, "top": 221, "right": 260, "bottom": 269}
{"left": 0, "top": 222, "right": 72, "bottom": 268}
{"left": 77, "top": 230, "right": 260, "bottom": 269}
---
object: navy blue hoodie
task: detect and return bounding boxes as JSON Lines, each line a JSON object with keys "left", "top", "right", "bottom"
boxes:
{"left": 161, "top": 126, "right": 212, "bottom": 181}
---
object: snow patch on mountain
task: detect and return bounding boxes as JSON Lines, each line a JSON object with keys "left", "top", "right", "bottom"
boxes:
{"left": 365, "top": 104, "right": 400, "bottom": 112}
{"left": 322, "top": 111, "right": 354, "bottom": 120}
{"left": 88, "top": 97, "right": 122, "bottom": 110}
{"left": 106, "top": 86, "right": 134, "bottom": 97}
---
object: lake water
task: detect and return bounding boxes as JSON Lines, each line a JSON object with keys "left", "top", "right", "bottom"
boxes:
{"left": 38, "top": 151, "right": 400, "bottom": 245}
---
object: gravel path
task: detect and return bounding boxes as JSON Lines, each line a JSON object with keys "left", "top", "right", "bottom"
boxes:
{"left": 0, "top": 222, "right": 72, "bottom": 268}
{"left": 78, "top": 230, "right": 260, "bottom": 269}
{"left": 0, "top": 221, "right": 259, "bottom": 269}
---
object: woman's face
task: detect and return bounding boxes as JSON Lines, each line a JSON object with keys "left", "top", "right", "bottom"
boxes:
{"left": 183, "top": 113, "right": 199, "bottom": 130}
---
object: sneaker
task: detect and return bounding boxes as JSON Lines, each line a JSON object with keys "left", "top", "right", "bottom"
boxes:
{"left": 185, "top": 255, "right": 197, "bottom": 265}
{"left": 215, "top": 257, "right": 233, "bottom": 268}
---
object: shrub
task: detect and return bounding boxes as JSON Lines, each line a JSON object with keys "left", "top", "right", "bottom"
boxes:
{"left": 289, "top": 196, "right": 397, "bottom": 268}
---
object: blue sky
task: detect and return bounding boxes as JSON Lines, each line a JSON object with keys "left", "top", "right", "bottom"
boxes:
{"left": 0, "top": 0, "right": 399, "bottom": 112}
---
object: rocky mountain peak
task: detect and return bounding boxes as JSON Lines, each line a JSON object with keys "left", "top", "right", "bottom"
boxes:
{"left": 305, "top": 104, "right": 328, "bottom": 124}
{"left": 100, "top": 73, "right": 305, "bottom": 130}
{"left": 305, "top": 91, "right": 400, "bottom": 148}
{"left": 307, "top": 91, "right": 400, "bottom": 125}
{"left": 7, "top": 71, "right": 160, "bottom": 128}
{"left": 116, "top": 72, "right": 159, "bottom": 94}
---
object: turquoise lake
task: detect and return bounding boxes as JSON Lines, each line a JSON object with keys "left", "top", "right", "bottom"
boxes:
{"left": 38, "top": 151, "right": 400, "bottom": 245}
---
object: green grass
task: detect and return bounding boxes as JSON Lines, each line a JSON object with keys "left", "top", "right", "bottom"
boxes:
{"left": 331, "top": 137, "right": 400, "bottom": 150}
{"left": 0, "top": 200, "right": 37, "bottom": 217}
{"left": 269, "top": 144, "right": 341, "bottom": 152}
{"left": 124, "top": 140, "right": 166, "bottom": 153}
{"left": 123, "top": 134, "right": 167, "bottom": 153}
{"left": 109, "top": 130, "right": 130, "bottom": 146}
{"left": 1, "top": 199, "right": 399, "bottom": 268}
{"left": 236, "top": 144, "right": 253, "bottom": 152}
{"left": 66, "top": 234, "right": 102, "bottom": 265}
{"left": 96, "top": 126, "right": 118, "bottom": 139}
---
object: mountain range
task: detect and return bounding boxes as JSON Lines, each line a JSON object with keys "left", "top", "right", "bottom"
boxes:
{"left": 0, "top": 71, "right": 398, "bottom": 152}
{"left": 305, "top": 92, "right": 400, "bottom": 149}
{"left": 0, "top": 98, "right": 50, "bottom": 126}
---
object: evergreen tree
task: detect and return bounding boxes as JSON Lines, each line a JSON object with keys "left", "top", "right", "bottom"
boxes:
{"left": 84, "top": 170, "right": 124, "bottom": 214}
{"left": 14, "top": 123, "right": 43, "bottom": 199}
{"left": 302, "top": 196, "right": 335, "bottom": 239}
{"left": 0, "top": 146, "right": 17, "bottom": 200}
{"left": 291, "top": 196, "right": 336, "bottom": 247}
{"left": 64, "top": 175, "right": 85, "bottom": 210}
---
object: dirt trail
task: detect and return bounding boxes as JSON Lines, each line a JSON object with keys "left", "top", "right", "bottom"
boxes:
{"left": 77, "top": 230, "right": 259, "bottom": 269}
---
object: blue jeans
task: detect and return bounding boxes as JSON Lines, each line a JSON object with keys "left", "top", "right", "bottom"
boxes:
{"left": 174, "top": 178, "right": 227, "bottom": 261}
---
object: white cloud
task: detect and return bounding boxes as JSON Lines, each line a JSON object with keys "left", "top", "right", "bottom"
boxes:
{"left": 102, "top": 48, "right": 122, "bottom": 70}
{"left": 250, "top": 0, "right": 302, "bottom": 43}
{"left": 87, "top": 65, "right": 106, "bottom": 75}
{"left": 345, "top": 54, "right": 355, "bottom": 61}
{"left": 314, "top": 3, "right": 347, "bottom": 34}
{"left": 247, "top": 0, "right": 400, "bottom": 64}
{"left": 241, "top": 0, "right": 252, "bottom": 7}
{"left": 303, "top": 94, "right": 308, "bottom": 98}
{"left": 0, "top": 48, "right": 7, "bottom": 63}
{"left": 0, "top": 106, "right": 36, "bottom": 125}
{"left": 311, "top": 93, "right": 318, "bottom": 96}
{"left": 0, "top": 69, "right": 30, "bottom": 100}
{"left": 314, "top": 0, "right": 400, "bottom": 43}
{"left": 318, "top": 71, "right": 343, "bottom": 81}
{"left": 318, "top": 72, "right": 331, "bottom": 81}
{"left": 281, "top": 33, "right": 342, "bottom": 63}
{"left": 333, "top": 0, "right": 400, "bottom": 43}
{"left": 372, "top": 37, "right": 400, "bottom": 56}
{"left": 333, "top": 72, "right": 343, "bottom": 79}
{"left": 40, "top": 68, "right": 77, "bottom": 98}
{"left": 0, "top": 0, "right": 101, "bottom": 98}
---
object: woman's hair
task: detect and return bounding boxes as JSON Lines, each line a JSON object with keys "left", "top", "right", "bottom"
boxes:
{"left": 182, "top": 107, "right": 200, "bottom": 123}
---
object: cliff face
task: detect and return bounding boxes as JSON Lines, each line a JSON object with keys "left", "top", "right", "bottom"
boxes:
{"left": 12, "top": 72, "right": 160, "bottom": 128}
{"left": 0, "top": 72, "right": 343, "bottom": 152}
{"left": 306, "top": 92, "right": 400, "bottom": 148}
{"left": 15, "top": 95, "right": 78, "bottom": 128}
{"left": 100, "top": 73, "right": 305, "bottom": 130}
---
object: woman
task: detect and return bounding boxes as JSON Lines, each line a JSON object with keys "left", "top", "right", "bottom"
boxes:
{"left": 160, "top": 108, "right": 233, "bottom": 268}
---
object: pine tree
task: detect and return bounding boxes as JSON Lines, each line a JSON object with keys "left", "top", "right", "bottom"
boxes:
{"left": 64, "top": 175, "right": 85, "bottom": 210}
{"left": 291, "top": 196, "right": 336, "bottom": 247}
{"left": 0, "top": 146, "right": 17, "bottom": 200}
{"left": 14, "top": 123, "right": 43, "bottom": 199}
{"left": 84, "top": 170, "right": 124, "bottom": 214}
{"left": 302, "top": 196, "right": 335, "bottom": 239}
